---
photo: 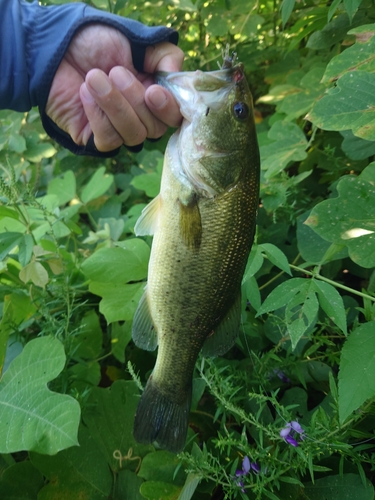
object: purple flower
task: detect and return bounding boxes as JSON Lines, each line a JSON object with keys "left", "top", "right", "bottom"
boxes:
{"left": 280, "top": 421, "right": 305, "bottom": 447}
{"left": 250, "top": 462, "right": 260, "bottom": 473}
{"left": 235, "top": 456, "right": 251, "bottom": 477}
{"left": 234, "top": 456, "right": 260, "bottom": 492}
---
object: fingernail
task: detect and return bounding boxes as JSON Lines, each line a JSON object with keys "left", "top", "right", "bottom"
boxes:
{"left": 110, "top": 67, "right": 135, "bottom": 91}
{"left": 148, "top": 86, "right": 168, "bottom": 110}
{"left": 80, "top": 83, "right": 95, "bottom": 103}
{"left": 88, "top": 71, "right": 111, "bottom": 96}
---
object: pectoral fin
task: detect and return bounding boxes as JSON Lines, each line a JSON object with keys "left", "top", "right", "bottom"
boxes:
{"left": 132, "top": 290, "right": 158, "bottom": 351}
{"left": 202, "top": 293, "right": 241, "bottom": 357}
{"left": 179, "top": 195, "right": 202, "bottom": 250}
{"left": 134, "top": 195, "right": 161, "bottom": 236}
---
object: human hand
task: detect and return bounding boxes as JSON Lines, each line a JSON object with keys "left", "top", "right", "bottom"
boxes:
{"left": 46, "top": 25, "right": 184, "bottom": 152}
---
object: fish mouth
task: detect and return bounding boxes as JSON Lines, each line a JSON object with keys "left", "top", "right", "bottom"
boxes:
{"left": 156, "top": 67, "right": 239, "bottom": 123}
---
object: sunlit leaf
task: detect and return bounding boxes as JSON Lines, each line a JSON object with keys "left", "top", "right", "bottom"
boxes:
{"left": 308, "top": 72, "right": 375, "bottom": 141}
{"left": 0, "top": 336, "right": 80, "bottom": 454}
{"left": 47, "top": 170, "right": 76, "bottom": 206}
{"left": 322, "top": 24, "right": 375, "bottom": 82}
{"left": 305, "top": 163, "right": 375, "bottom": 268}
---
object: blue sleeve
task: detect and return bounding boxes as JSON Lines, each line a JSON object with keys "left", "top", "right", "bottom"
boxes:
{"left": 0, "top": 0, "right": 178, "bottom": 156}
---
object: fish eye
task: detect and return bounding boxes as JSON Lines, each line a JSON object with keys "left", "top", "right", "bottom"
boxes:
{"left": 233, "top": 102, "right": 249, "bottom": 120}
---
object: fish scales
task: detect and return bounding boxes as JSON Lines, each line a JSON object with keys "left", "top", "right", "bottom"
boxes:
{"left": 132, "top": 52, "right": 260, "bottom": 453}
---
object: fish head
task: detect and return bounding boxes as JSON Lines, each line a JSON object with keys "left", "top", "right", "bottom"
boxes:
{"left": 157, "top": 61, "right": 258, "bottom": 196}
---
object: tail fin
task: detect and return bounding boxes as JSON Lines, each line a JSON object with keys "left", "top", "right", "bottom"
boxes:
{"left": 133, "top": 378, "right": 191, "bottom": 453}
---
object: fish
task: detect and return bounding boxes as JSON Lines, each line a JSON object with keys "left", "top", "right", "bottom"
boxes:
{"left": 132, "top": 49, "right": 260, "bottom": 453}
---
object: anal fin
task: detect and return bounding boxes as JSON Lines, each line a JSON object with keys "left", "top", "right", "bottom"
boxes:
{"left": 132, "top": 290, "right": 158, "bottom": 351}
{"left": 202, "top": 292, "right": 241, "bottom": 357}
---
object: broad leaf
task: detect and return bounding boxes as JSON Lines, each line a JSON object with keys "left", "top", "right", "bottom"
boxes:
{"left": 338, "top": 321, "right": 375, "bottom": 422}
{"left": 260, "top": 121, "right": 308, "bottom": 178}
{"left": 322, "top": 24, "right": 375, "bottom": 82}
{"left": 312, "top": 280, "right": 347, "bottom": 335}
{"left": 89, "top": 282, "right": 144, "bottom": 323}
{"left": 47, "top": 170, "right": 76, "bottom": 206}
{"left": 308, "top": 72, "right": 375, "bottom": 141}
{"left": 304, "top": 473, "right": 374, "bottom": 499}
{"left": 31, "top": 425, "right": 112, "bottom": 500}
{"left": 19, "top": 261, "right": 49, "bottom": 288}
{"left": 259, "top": 243, "right": 291, "bottom": 275}
{"left": 81, "top": 240, "right": 149, "bottom": 284}
{"left": 80, "top": 166, "right": 114, "bottom": 204}
{"left": 0, "top": 461, "right": 44, "bottom": 499}
{"left": 305, "top": 163, "right": 375, "bottom": 268}
{"left": 0, "top": 232, "right": 23, "bottom": 261}
{"left": 83, "top": 380, "right": 152, "bottom": 473}
{"left": 0, "top": 336, "right": 80, "bottom": 454}
{"left": 140, "top": 481, "right": 181, "bottom": 500}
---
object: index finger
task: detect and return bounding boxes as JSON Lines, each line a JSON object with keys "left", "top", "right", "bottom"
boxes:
{"left": 144, "top": 42, "right": 184, "bottom": 74}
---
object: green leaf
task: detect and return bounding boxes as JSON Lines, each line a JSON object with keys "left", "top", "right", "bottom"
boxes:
{"left": 81, "top": 240, "right": 149, "bottom": 284}
{"left": 281, "top": 0, "right": 295, "bottom": 27}
{"left": 0, "top": 336, "right": 80, "bottom": 454}
{"left": 343, "top": 0, "right": 363, "bottom": 21}
{"left": 140, "top": 481, "right": 182, "bottom": 500}
{"left": 47, "top": 170, "right": 76, "bottom": 205}
{"left": 114, "top": 469, "right": 144, "bottom": 500}
{"left": 0, "top": 293, "right": 36, "bottom": 375}
{"left": 31, "top": 425, "right": 112, "bottom": 500}
{"left": 89, "top": 282, "right": 144, "bottom": 323}
{"left": 277, "top": 66, "right": 328, "bottom": 120}
{"left": 19, "top": 261, "right": 49, "bottom": 288}
{"left": 305, "top": 164, "right": 375, "bottom": 268}
{"left": 260, "top": 121, "right": 308, "bottom": 178}
{"left": 304, "top": 473, "right": 374, "bottom": 499}
{"left": 340, "top": 130, "right": 375, "bottom": 160}
{"left": 256, "top": 278, "right": 307, "bottom": 315}
{"left": 138, "top": 450, "right": 186, "bottom": 485}
{"left": 308, "top": 72, "right": 375, "bottom": 141}
{"left": 322, "top": 24, "right": 375, "bottom": 83}
{"left": 297, "top": 211, "right": 348, "bottom": 264}
{"left": 178, "top": 473, "right": 201, "bottom": 500}
{"left": 0, "top": 232, "right": 23, "bottom": 261}
{"left": 23, "top": 141, "right": 57, "bottom": 162}
{"left": 18, "top": 233, "right": 34, "bottom": 267}
{"left": 111, "top": 321, "right": 133, "bottom": 363}
{"left": 0, "top": 461, "right": 44, "bottom": 499}
{"left": 312, "top": 280, "right": 347, "bottom": 335}
{"left": 258, "top": 279, "right": 318, "bottom": 349}
{"left": 131, "top": 171, "right": 161, "bottom": 198}
{"left": 81, "top": 166, "right": 114, "bottom": 204}
{"left": 243, "top": 245, "right": 264, "bottom": 280}
{"left": 8, "top": 133, "right": 26, "bottom": 153}
{"left": 338, "top": 321, "right": 375, "bottom": 422}
{"left": 71, "top": 310, "right": 103, "bottom": 361}
{"left": 259, "top": 243, "right": 291, "bottom": 275}
{"left": 83, "top": 380, "right": 152, "bottom": 473}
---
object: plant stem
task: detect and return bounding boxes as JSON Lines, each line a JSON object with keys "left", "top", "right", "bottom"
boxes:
{"left": 290, "top": 264, "right": 375, "bottom": 302}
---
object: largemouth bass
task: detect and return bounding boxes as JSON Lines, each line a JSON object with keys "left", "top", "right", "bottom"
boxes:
{"left": 132, "top": 51, "right": 260, "bottom": 453}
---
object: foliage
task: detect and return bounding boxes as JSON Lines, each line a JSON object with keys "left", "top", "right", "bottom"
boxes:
{"left": 1, "top": 0, "right": 375, "bottom": 499}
